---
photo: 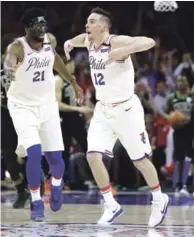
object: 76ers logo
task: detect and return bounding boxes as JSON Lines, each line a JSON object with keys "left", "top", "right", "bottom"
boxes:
{"left": 140, "top": 132, "right": 146, "bottom": 144}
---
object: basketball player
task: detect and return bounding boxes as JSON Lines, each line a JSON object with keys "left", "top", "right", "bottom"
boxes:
{"left": 64, "top": 7, "right": 170, "bottom": 227}
{"left": 1, "top": 33, "right": 46, "bottom": 208}
{"left": 165, "top": 75, "right": 194, "bottom": 196}
{"left": 4, "top": 8, "right": 83, "bottom": 221}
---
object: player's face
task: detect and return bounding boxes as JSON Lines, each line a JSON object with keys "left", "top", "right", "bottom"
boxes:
{"left": 28, "top": 23, "right": 47, "bottom": 42}
{"left": 86, "top": 13, "right": 105, "bottom": 41}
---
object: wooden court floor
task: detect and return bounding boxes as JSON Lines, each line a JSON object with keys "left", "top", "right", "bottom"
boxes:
{"left": 1, "top": 191, "right": 194, "bottom": 237}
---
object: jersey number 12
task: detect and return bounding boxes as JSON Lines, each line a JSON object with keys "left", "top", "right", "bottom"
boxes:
{"left": 33, "top": 71, "right": 45, "bottom": 82}
{"left": 94, "top": 73, "right": 105, "bottom": 85}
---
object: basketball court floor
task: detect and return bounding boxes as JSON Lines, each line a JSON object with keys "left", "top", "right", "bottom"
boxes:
{"left": 1, "top": 191, "right": 194, "bottom": 237}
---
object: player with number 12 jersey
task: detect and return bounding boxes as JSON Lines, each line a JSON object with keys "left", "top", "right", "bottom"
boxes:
{"left": 88, "top": 35, "right": 134, "bottom": 103}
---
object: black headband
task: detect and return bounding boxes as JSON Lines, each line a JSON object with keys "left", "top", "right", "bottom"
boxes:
{"left": 26, "top": 16, "right": 47, "bottom": 27}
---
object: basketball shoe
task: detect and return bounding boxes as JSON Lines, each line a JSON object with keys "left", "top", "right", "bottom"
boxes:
{"left": 98, "top": 202, "right": 123, "bottom": 225}
{"left": 148, "top": 193, "right": 170, "bottom": 227}
{"left": 50, "top": 180, "right": 64, "bottom": 212}
{"left": 31, "top": 199, "right": 45, "bottom": 221}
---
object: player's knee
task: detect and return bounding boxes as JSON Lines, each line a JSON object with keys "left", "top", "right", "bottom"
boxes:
{"left": 133, "top": 156, "right": 150, "bottom": 171}
{"left": 45, "top": 151, "right": 63, "bottom": 165}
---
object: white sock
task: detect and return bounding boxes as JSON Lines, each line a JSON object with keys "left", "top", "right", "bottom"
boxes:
{"left": 52, "top": 177, "right": 62, "bottom": 186}
{"left": 152, "top": 189, "right": 163, "bottom": 202}
{"left": 30, "top": 188, "right": 41, "bottom": 202}
{"left": 101, "top": 186, "right": 117, "bottom": 207}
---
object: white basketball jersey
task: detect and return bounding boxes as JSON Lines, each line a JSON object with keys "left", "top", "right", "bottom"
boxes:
{"left": 7, "top": 34, "right": 55, "bottom": 106}
{"left": 88, "top": 35, "right": 135, "bottom": 103}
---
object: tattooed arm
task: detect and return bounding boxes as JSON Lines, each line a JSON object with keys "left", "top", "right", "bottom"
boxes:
{"left": 4, "top": 41, "right": 23, "bottom": 81}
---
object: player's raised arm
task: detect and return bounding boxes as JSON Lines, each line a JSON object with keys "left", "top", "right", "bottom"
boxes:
{"left": 111, "top": 35, "right": 155, "bottom": 52}
{"left": 107, "top": 35, "right": 155, "bottom": 63}
{"left": 67, "top": 33, "right": 87, "bottom": 48}
{"left": 64, "top": 33, "right": 89, "bottom": 60}
{"left": 48, "top": 33, "right": 84, "bottom": 104}
{"left": 4, "top": 41, "right": 23, "bottom": 81}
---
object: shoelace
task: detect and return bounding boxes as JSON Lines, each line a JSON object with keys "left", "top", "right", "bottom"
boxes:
{"left": 32, "top": 201, "right": 42, "bottom": 210}
{"left": 51, "top": 187, "right": 60, "bottom": 202}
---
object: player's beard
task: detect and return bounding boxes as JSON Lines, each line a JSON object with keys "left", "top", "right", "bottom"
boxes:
{"left": 32, "top": 35, "right": 45, "bottom": 43}
{"left": 30, "top": 25, "right": 47, "bottom": 43}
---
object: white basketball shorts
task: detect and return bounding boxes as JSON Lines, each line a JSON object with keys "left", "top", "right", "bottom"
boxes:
{"left": 8, "top": 100, "right": 64, "bottom": 152}
{"left": 87, "top": 94, "right": 152, "bottom": 161}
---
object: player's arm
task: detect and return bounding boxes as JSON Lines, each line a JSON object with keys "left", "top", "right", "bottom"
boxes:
{"left": 48, "top": 33, "right": 84, "bottom": 104}
{"left": 63, "top": 34, "right": 90, "bottom": 60}
{"left": 111, "top": 35, "right": 155, "bottom": 53}
{"left": 3, "top": 41, "right": 23, "bottom": 80}
{"left": 107, "top": 35, "right": 155, "bottom": 63}
{"left": 66, "top": 33, "right": 88, "bottom": 48}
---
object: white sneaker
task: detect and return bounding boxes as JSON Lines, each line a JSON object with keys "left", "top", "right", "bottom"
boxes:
{"left": 180, "top": 186, "right": 189, "bottom": 196}
{"left": 148, "top": 194, "right": 170, "bottom": 227}
{"left": 97, "top": 203, "right": 123, "bottom": 225}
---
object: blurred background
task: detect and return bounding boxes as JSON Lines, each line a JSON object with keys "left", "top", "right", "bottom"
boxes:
{"left": 1, "top": 1, "right": 194, "bottom": 201}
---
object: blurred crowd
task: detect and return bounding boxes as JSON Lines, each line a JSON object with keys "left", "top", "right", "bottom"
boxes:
{"left": 1, "top": 2, "right": 194, "bottom": 203}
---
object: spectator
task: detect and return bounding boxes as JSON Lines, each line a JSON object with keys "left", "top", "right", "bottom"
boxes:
{"left": 173, "top": 53, "right": 194, "bottom": 89}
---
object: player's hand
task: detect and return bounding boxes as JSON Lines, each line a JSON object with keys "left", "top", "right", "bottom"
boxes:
{"left": 77, "top": 106, "right": 93, "bottom": 114}
{"left": 73, "top": 83, "right": 84, "bottom": 105}
{"left": 64, "top": 40, "right": 74, "bottom": 60}
{"left": 106, "top": 48, "right": 128, "bottom": 64}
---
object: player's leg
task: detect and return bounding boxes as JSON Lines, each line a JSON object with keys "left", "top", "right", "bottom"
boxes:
{"left": 70, "top": 113, "right": 88, "bottom": 152}
{"left": 116, "top": 95, "right": 170, "bottom": 227}
{"left": 87, "top": 102, "right": 123, "bottom": 225}
{"left": 173, "top": 129, "right": 189, "bottom": 196}
{"left": 39, "top": 103, "right": 65, "bottom": 212}
{"left": 161, "top": 128, "right": 175, "bottom": 176}
{"left": 8, "top": 102, "right": 44, "bottom": 221}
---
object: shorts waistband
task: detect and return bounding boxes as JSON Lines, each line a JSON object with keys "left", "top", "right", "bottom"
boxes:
{"left": 100, "top": 95, "right": 134, "bottom": 107}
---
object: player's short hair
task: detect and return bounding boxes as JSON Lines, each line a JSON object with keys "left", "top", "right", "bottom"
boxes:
{"left": 21, "top": 8, "right": 46, "bottom": 27}
{"left": 91, "top": 7, "right": 112, "bottom": 30}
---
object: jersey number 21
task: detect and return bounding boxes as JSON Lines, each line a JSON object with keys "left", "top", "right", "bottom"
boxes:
{"left": 33, "top": 71, "right": 45, "bottom": 82}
